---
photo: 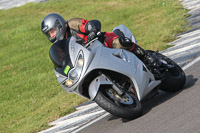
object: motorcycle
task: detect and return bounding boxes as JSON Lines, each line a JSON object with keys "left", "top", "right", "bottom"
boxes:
{"left": 49, "top": 25, "right": 186, "bottom": 119}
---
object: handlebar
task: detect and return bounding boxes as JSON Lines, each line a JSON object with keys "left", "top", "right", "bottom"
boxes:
{"left": 84, "top": 32, "right": 101, "bottom": 48}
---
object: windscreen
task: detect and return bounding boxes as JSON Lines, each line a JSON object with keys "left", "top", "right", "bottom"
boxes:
{"left": 49, "top": 38, "right": 73, "bottom": 76}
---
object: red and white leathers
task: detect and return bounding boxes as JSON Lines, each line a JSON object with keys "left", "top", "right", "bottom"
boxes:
{"left": 65, "top": 18, "right": 135, "bottom": 51}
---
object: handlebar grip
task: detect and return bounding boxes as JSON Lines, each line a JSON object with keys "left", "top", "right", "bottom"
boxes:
{"left": 97, "top": 32, "right": 101, "bottom": 36}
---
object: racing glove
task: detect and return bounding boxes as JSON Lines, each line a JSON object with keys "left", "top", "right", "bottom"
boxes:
{"left": 87, "top": 29, "right": 98, "bottom": 42}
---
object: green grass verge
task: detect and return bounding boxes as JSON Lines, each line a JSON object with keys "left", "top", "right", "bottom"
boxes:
{"left": 0, "top": 0, "right": 188, "bottom": 132}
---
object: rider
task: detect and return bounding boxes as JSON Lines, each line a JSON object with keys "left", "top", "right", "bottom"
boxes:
{"left": 41, "top": 13, "right": 160, "bottom": 68}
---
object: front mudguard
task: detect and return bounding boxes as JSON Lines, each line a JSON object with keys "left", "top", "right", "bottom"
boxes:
{"left": 88, "top": 75, "right": 113, "bottom": 100}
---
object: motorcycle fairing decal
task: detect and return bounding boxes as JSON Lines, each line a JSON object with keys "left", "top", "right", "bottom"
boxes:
{"left": 64, "top": 65, "right": 70, "bottom": 75}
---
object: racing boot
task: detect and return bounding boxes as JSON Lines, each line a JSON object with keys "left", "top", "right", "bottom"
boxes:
{"left": 118, "top": 36, "right": 161, "bottom": 69}
{"left": 131, "top": 44, "right": 161, "bottom": 68}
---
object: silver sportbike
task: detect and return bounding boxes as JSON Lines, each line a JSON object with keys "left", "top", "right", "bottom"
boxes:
{"left": 49, "top": 25, "right": 186, "bottom": 119}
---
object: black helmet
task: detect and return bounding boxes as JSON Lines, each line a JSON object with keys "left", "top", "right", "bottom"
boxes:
{"left": 41, "top": 13, "right": 66, "bottom": 43}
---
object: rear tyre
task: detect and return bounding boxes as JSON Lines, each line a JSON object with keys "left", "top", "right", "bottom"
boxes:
{"left": 94, "top": 86, "right": 142, "bottom": 120}
{"left": 160, "top": 61, "right": 186, "bottom": 92}
{"left": 148, "top": 51, "right": 186, "bottom": 92}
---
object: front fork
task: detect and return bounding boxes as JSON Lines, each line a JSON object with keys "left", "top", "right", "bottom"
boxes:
{"left": 88, "top": 74, "right": 125, "bottom": 100}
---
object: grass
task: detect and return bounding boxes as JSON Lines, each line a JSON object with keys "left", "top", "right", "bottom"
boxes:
{"left": 0, "top": 0, "right": 188, "bottom": 132}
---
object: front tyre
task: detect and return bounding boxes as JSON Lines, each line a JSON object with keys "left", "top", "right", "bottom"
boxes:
{"left": 94, "top": 86, "right": 142, "bottom": 120}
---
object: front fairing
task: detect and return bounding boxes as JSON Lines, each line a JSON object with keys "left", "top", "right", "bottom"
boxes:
{"left": 49, "top": 37, "right": 96, "bottom": 93}
{"left": 50, "top": 37, "right": 161, "bottom": 101}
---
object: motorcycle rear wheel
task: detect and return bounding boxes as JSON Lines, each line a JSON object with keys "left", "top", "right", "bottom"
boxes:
{"left": 151, "top": 51, "right": 186, "bottom": 92}
{"left": 94, "top": 86, "right": 142, "bottom": 120}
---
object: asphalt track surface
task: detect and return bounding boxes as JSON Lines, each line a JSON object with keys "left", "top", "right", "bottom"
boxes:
{"left": 79, "top": 60, "right": 200, "bottom": 133}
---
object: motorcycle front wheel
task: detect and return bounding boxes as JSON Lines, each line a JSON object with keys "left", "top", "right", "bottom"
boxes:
{"left": 94, "top": 86, "right": 142, "bottom": 120}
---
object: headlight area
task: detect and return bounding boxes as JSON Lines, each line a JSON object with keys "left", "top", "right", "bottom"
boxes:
{"left": 63, "top": 51, "right": 84, "bottom": 87}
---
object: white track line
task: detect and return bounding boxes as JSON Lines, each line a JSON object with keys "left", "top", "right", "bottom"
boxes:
{"left": 182, "top": 56, "right": 200, "bottom": 70}
{"left": 72, "top": 112, "right": 110, "bottom": 133}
